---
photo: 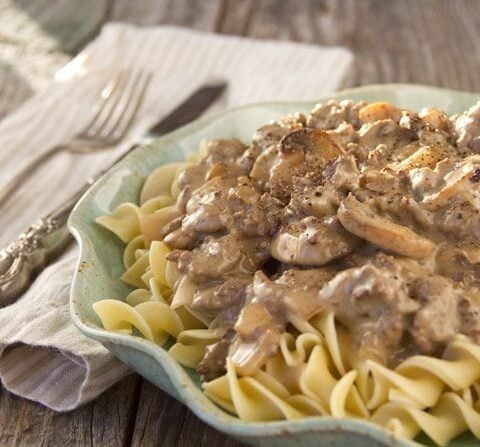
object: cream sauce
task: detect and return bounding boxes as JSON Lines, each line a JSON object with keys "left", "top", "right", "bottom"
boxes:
{"left": 162, "top": 101, "right": 480, "bottom": 378}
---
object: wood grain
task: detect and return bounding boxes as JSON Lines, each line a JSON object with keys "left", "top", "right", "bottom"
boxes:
{"left": 0, "top": 375, "right": 141, "bottom": 447}
{"left": 130, "top": 381, "right": 243, "bottom": 447}
{"left": 221, "top": 0, "right": 480, "bottom": 90}
{"left": 2, "top": 0, "right": 480, "bottom": 446}
{"left": 109, "top": 0, "right": 224, "bottom": 31}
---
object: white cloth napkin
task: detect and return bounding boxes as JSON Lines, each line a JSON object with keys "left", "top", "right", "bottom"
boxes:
{"left": 0, "top": 23, "right": 353, "bottom": 411}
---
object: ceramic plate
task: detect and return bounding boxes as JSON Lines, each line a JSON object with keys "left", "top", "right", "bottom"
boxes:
{"left": 69, "top": 84, "right": 479, "bottom": 447}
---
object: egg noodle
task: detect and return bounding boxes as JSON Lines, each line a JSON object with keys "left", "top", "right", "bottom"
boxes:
{"left": 93, "top": 156, "right": 480, "bottom": 446}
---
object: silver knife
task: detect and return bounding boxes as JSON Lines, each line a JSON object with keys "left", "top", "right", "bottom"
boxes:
{"left": 0, "top": 81, "right": 227, "bottom": 307}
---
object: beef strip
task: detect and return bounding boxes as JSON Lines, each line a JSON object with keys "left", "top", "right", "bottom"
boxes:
{"left": 174, "top": 234, "right": 268, "bottom": 283}
{"left": 230, "top": 268, "right": 336, "bottom": 375}
{"left": 190, "top": 276, "right": 250, "bottom": 316}
{"left": 319, "top": 263, "right": 419, "bottom": 364}
{"left": 165, "top": 176, "right": 281, "bottom": 249}
{"left": 408, "top": 276, "right": 461, "bottom": 355}
{"left": 196, "top": 336, "right": 231, "bottom": 381}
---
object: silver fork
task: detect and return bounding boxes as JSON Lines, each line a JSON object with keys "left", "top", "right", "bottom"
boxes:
{"left": 0, "top": 68, "right": 152, "bottom": 207}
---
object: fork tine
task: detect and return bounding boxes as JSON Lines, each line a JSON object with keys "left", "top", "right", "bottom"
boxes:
{"left": 79, "top": 70, "right": 126, "bottom": 136}
{"left": 94, "top": 69, "right": 143, "bottom": 140}
{"left": 101, "top": 70, "right": 152, "bottom": 142}
{"left": 81, "top": 69, "right": 131, "bottom": 139}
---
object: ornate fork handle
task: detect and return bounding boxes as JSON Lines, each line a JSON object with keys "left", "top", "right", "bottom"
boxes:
{"left": 0, "top": 181, "right": 92, "bottom": 307}
{"left": 0, "top": 140, "right": 141, "bottom": 308}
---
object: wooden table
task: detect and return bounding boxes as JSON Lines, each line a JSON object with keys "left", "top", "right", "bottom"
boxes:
{"left": 1, "top": 0, "right": 480, "bottom": 445}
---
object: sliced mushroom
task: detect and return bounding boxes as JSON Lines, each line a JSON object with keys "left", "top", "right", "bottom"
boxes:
{"left": 269, "top": 129, "right": 345, "bottom": 200}
{"left": 249, "top": 145, "right": 278, "bottom": 189}
{"left": 421, "top": 156, "right": 480, "bottom": 210}
{"left": 252, "top": 114, "right": 305, "bottom": 151}
{"left": 359, "top": 102, "right": 402, "bottom": 124}
{"left": 269, "top": 148, "right": 305, "bottom": 201}
{"left": 419, "top": 107, "right": 451, "bottom": 132}
{"left": 337, "top": 194, "right": 435, "bottom": 259}
{"left": 360, "top": 170, "right": 400, "bottom": 193}
{"left": 392, "top": 144, "right": 451, "bottom": 173}
{"left": 270, "top": 216, "right": 360, "bottom": 266}
{"left": 163, "top": 227, "right": 197, "bottom": 250}
{"left": 205, "top": 162, "right": 227, "bottom": 181}
{"left": 281, "top": 127, "right": 346, "bottom": 160}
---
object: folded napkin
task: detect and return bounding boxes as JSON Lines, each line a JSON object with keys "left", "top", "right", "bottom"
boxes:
{"left": 0, "top": 23, "right": 353, "bottom": 411}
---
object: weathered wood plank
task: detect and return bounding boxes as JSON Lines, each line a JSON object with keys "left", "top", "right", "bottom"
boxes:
{"left": 221, "top": 0, "right": 480, "bottom": 90}
{"left": 0, "top": 375, "right": 141, "bottom": 447}
{"left": 108, "top": 0, "right": 224, "bottom": 31}
{"left": 215, "top": 0, "right": 255, "bottom": 35}
{"left": 177, "top": 406, "right": 246, "bottom": 447}
{"left": 131, "top": 380, "right": 245, "bottom": 447}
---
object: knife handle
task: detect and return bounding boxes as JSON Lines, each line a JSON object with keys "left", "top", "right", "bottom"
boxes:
{"left": 0, "top": 183, "right": 91, "bottom": 307}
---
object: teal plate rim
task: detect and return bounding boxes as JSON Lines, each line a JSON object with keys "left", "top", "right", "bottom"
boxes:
{"left": 68, "top": 84, "right": 479, "bottom": 447}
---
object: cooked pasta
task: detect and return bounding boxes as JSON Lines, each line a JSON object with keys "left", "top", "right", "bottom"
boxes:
{"left": 94, "top": 100, "right": 480, "bottom": 445}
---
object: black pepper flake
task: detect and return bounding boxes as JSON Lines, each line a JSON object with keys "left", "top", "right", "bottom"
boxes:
{"left": 470, "top": 169, "right": 480, "bottom": 183}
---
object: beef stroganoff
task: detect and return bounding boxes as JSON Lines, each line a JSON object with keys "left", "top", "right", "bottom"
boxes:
{"left": 94, "top": 100, "right": 480, "bottom": 445}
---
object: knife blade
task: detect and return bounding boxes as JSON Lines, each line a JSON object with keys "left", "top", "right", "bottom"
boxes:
{"left": 0, "top": 81, "right": 227, "bottom": 307}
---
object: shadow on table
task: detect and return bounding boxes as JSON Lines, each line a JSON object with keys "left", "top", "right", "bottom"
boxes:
{"left": 0, "top": 60, "right": 32, "bottom": 121}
